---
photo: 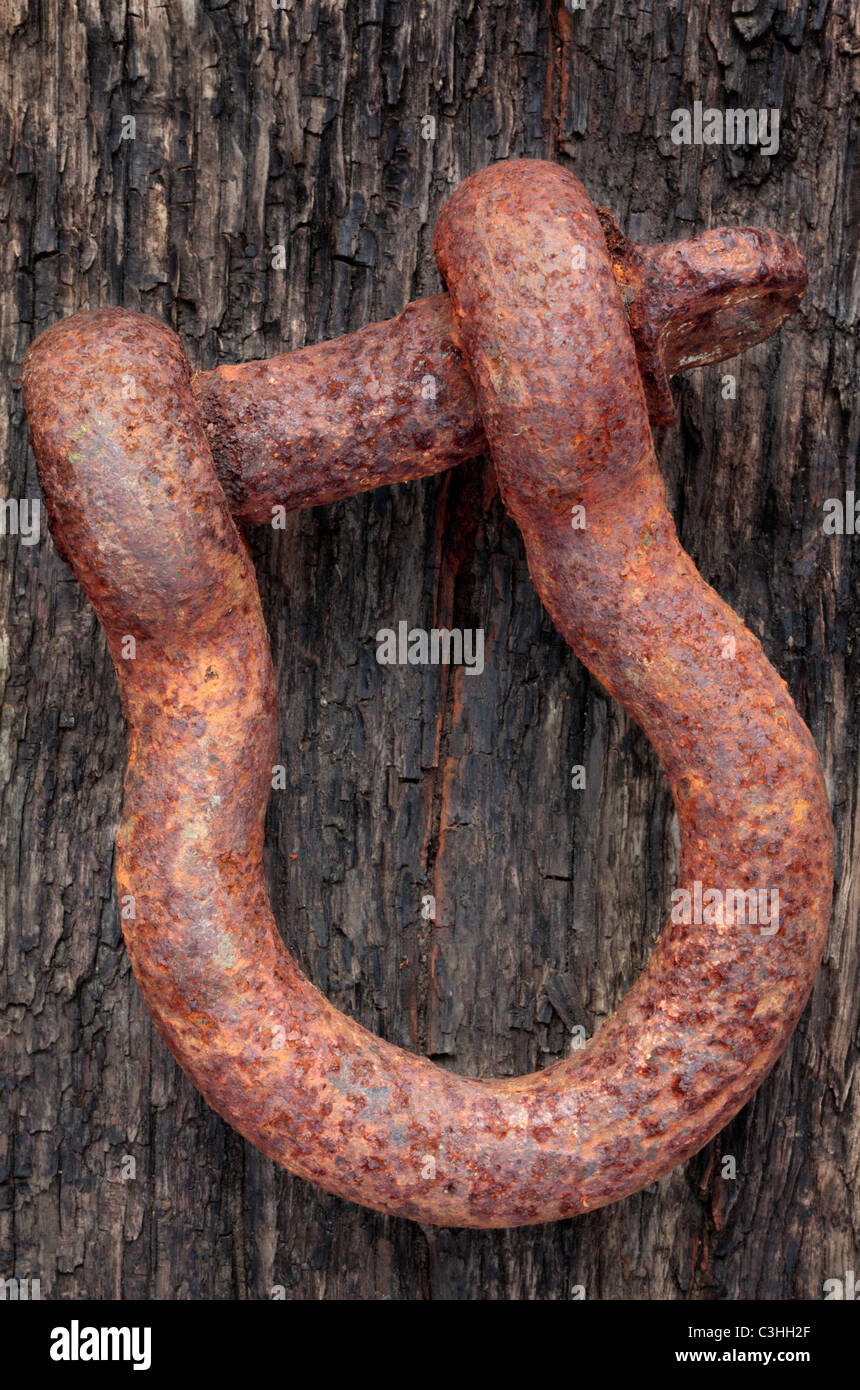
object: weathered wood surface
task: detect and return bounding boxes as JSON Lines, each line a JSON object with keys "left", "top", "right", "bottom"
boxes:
{"left": 1, "top": 0, "right": 857, "bottom": 1299}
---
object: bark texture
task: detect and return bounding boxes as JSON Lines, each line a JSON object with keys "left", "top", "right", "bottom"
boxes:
{"left": 1, "top": 0, "right": 858, "bottom": 1299}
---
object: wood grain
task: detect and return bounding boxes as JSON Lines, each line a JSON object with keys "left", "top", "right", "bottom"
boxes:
{"left": 1, "top": 0, "right": 857, "bottom": 1298}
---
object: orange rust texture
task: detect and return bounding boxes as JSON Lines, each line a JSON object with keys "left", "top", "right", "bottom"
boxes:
{"left": 20, "top": 159, "right": 832, "bottom": 1227}
{"left": 433, "top": 159, "right": 832, "bottom": 1215}
{"left": 192, "top": 295, "right": 484, "bottom": 523}
{"left": 193, "top": 227, "right": 805, "bottom": 513}
{"left": 596, "top": 209, "right": 808, "bottom": 426}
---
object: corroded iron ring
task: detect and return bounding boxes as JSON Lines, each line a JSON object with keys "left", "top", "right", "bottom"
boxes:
{"left": 21, "top": 159, "right": 832, "bottom": 1228}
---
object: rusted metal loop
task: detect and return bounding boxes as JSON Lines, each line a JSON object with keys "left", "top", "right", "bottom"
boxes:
{"left": 21, "top": 159, "right": 831, "bottom": 1227}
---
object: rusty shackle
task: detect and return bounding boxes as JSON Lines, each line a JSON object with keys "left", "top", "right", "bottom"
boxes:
{"left": 21, "top": 160, "right": 832, "bottom": 1228}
